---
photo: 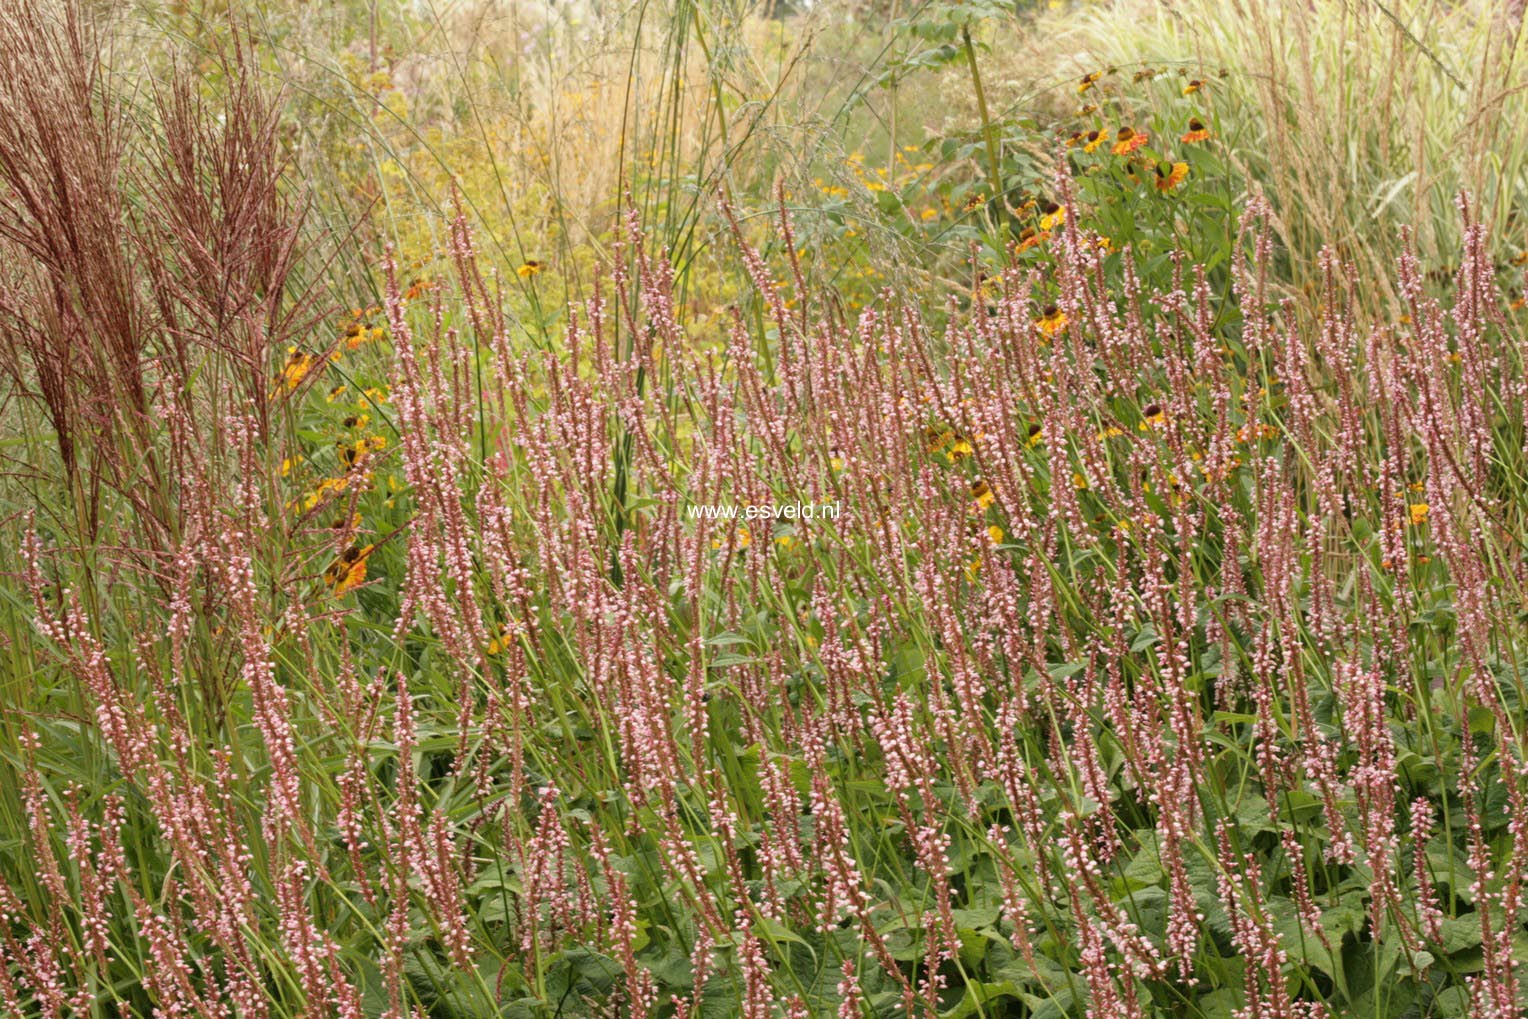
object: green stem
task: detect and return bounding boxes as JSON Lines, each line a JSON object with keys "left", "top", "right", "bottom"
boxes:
{"left": 962, "top": 24, "right": 1003, "bottom": 208}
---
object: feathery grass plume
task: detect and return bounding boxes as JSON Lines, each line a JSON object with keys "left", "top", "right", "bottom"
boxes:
{"left": 0, "top": 0, "right": 315, "bottom": 567}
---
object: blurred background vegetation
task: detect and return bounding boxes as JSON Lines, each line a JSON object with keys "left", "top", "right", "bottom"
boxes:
{"left": 106, "top": 0, "right": 1528, "bottom": 340}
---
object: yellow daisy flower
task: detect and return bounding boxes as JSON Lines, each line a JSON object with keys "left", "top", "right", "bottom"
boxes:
{"left": 275, "top": 347, "right": 317, "bottom": 394}
{"left": 712, "top": 526, "right": 751, "bottom": 550}
{"left": 1035, "top": 304, "right": 1068, "bottom": 338}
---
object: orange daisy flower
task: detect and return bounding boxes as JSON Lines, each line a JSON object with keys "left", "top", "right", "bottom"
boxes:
{"left": 1181, "top": 118, "right": 1211, "bottom": 143}
{"left": 1112, "top": 127, "right": 1148, "bottom": 155}
{"left": 325, "top": 543, "right": 375, "bottom": 596}
{"left": 1154, "top": 161, "right": 1189, "bottom": 191}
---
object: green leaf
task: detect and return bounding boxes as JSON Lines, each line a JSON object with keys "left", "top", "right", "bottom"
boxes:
{"left": 1439, "top": 915, "right": 1483, "bottom": 955}
{"left": 1122, "top": 837, "right": 1164, "bottom": 886}
{"left": 1018, "top": 988, "right": 1077, "bottom": 1019}
{"left": 755, "top": 914, "right": 811, "bottom": 950}
{"left": 955, "top": 926, "right": 990, "bottom": 968}
{"left": 1431, "top": 985, "right": 1471, "bottom": 1017}
{"left": 1194, "top": 989, "right": 1241, "bottom": 1019}
{"left": 942, "top": 980, "right": 1022, "bottom": 1019}
{"left": 1271, "top": 900, "right": 1338, "bottom": 978}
